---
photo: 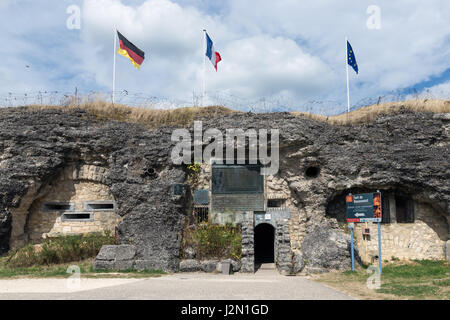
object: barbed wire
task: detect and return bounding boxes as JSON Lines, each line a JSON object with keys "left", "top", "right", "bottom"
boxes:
{"left": 0, "top": 87, "right": 447, "bottom": 116}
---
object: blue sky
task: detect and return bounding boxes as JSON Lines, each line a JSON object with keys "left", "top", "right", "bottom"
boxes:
{"left": 0, "top": 0, "right": 449, "bottom": 114}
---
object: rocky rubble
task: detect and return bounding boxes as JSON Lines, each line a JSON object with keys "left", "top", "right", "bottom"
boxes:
{"left": 93, "top": 244, "right": 136, "bottom": 270}
{"left": 301, "top": 225, "right": 357, "bottom": 272}
{"left": 179, "top": 258, "right": 241, "bottom": 273}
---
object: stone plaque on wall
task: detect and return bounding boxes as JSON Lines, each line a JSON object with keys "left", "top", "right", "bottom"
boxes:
{"left": 211, "top": 164, "right": 263, "bottom": 194}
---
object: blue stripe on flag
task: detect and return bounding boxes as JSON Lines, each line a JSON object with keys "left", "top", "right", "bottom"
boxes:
{"left": 205, "top": 33, "right": 213, "bottom": 60}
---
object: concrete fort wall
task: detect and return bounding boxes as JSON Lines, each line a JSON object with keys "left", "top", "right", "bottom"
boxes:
{"left": 355, "top": 200, "right": 448, "bottom": 264}
{"left": 189, "top": 160, "right": 449, "bottom": 274}
{"left": 0, "top": 108, "right": 448, "bottom": 273}
{"left": 9, "top": 164, "right": 121, "bottom": 249}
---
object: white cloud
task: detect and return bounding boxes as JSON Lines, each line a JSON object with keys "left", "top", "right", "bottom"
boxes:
{"left": 427, "top": 81, "right": 450, "bottom": 98}
{"left": 78, "top": 0, "right": 336, "bottom": 106}
{"left": 0, "top": 0, "right": 449, "bottom": 111}
{"left": 206, "top": 35, "right": 336, "bottom": 99}
{"left": 0, "top": 1, "right": 83, "bottom": 94}
{"left": 405, "top": 81, "right": 450, "bottom": 100}
{"left": 79, "top": 0, "right": 214, "bottom": 97}
{"left": 0, "top": 0, "right": 11, "bottom": 9}
{"left": 224, "top": 0, "right": 450, "bottom": 102}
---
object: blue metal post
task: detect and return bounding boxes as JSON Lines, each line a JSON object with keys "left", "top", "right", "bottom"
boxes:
{"left": 378, "top": 221, "right": 382, "bottom": 275}
{"left": 350, "top": 225, "right": 355, "bottom": 272}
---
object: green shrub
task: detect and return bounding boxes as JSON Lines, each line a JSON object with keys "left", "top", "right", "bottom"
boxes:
{"left": 187, "top": 163, "right": 201, "bottom": 185}
{"left": 185, "top": 223, "right": 241, "bottom": 260}
{"left": 5, "top": 244, "right": 40, "bottom": 268}
{"left": 6, "top": 232, "right": 117, "bottom": 268}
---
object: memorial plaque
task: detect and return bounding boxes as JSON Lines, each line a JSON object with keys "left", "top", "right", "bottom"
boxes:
{"left": 194, "top": 189, "right": 209, "bottom": 205}
{"left": 211, "top": 164, "right": 263, "bottom": 194}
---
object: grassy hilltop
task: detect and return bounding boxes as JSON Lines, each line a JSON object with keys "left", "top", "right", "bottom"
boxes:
{"left": 12, "top": 98, "right": 450, "bottom": 129}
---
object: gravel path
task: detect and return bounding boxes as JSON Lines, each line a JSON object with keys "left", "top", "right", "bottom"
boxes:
{"left": 0, "top": 269, "right": 355, "bottom": 300}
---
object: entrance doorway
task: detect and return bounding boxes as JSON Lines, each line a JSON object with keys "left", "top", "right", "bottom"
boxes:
{"left": 254, "top": 223, "right": 275, "bottom": 265}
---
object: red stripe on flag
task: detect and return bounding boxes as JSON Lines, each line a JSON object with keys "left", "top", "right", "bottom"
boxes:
{"left": 214, "top": 52, "right": 222, "bottom": 71}
{"left": 119, "top": 40, "right": 144, "bottom": 66}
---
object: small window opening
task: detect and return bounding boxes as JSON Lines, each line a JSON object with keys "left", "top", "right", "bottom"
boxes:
{"left": 381, "top": 194, "right": 391, "bottom": 224}
{"left": 362, "top": 227, "right": 371, "bottom": 241}
{"left": 42, "top": 202, "right": 73, "bottom": 211}
{"left": 305, "top": 166, "right": 320, "bottom": 178}
{"left": 61, "top": 212, "right": 92, "bottom": 221}
{"left": 395, "top": 196, "right": 414, "bottom": 223}
{"left": 194, "top": 206, "right": 209, "bottom": 224}
{"left": 267, "top": 199, "right": 285, "bottom": 208}
{"left": 84, "top": 201, "right": 116, "bottom": 211}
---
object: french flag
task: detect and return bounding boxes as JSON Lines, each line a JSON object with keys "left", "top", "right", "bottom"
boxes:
{"left": 205, "top": 32, "right": 222, "bottom": 71}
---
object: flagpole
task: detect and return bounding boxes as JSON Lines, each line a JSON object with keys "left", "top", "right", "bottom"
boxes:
{"left": 112, "top": 25, "right": 117, "bottom": 105}
{"left": 202, "top": 29, "right": 206, "bottom": 107}
{"left": 346, "top": 36, "right": 350, "bottom": 114}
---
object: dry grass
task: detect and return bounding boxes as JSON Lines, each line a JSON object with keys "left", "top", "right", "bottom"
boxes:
{"left": 18, "top": 98, "right": 450, "bottom": 128}
{"left": 292, "top": 99, "right": 450, "bottom": 125}
{"left": 24, "top": 101, "right": 237, "bottom": 129}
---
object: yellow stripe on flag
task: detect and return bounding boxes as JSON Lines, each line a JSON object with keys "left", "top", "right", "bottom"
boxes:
{"left": 118, "top": 47, "right": 141, "bottom": 69}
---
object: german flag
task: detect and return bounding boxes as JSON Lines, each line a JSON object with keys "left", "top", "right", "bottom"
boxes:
{"left": 117, "top": 31, "right": 145, "bottom": 69}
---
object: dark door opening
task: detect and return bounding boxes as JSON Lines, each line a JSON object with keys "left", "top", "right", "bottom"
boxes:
{"left": 395, "top": 195, "right": 414, "bottom": 223}
{"left": 254, "top": 223, "right": 275, "bottom": 264}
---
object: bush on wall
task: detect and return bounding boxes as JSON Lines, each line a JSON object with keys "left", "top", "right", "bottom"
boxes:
{"left": 183, "top": 223, "right": 241, "bottom": 261}
{"left": 5, "top": 232, "right": 117, "bottom": 267}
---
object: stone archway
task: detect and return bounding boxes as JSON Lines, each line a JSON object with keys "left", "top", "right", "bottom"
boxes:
{"left": 254, "top": 223, "right": 275, "bottom": 264}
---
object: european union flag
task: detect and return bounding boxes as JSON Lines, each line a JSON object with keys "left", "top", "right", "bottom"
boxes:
{"left": 347, "top": 41, "right": 358, "bottom": 74}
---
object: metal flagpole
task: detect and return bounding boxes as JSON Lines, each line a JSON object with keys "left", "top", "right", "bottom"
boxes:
{"left": 345, "top": 36, "right": 350, "bottom": 114}
{"left": 202, "top": 29, "right": 206, "bottom": 107}
{"left": 112, "top": 25, "right": 117, "bottom": 105}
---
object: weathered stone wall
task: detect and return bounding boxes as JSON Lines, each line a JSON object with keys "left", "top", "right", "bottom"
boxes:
{"left": 275, "top": 219, "right": 293, "bottom": 274}
{"left": 196, "top": 111, "right": 449, "bottom": 271}
{"left": 178, "top": 258, "right": 241, "bottom": 273}
{"left": 8, "top": 182, "right": 41, "bottom": 249}
{"left": 355, "top": 200, "right": 448, "bottom": 263}
{"left": 0, "top": 108, "right": 187, "bottom": 272}
{"left": 240, "top": 216, "right": 255, "bottom": 273}
{"left": 0, "top": 107, "right": 448, "bottom": 273}
{"left": 195, "top": 164, "right": 302, "bottom": 250}
{"left": 27, "top": 180, "right": 119, "bottom": 241}
{"left": 265, "top": 175, "right": 303, "bottom": 251}
{"left": 9, "top": 164, "right": 121, "bottom": 249}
